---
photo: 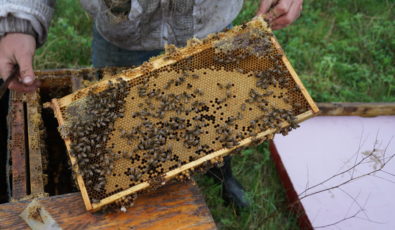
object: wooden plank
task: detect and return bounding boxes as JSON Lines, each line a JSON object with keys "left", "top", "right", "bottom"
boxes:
{"left": 8, "top": 91, "right": 28, "bottom": 200}
{"left": 269, "top": 141, "right": 313, "bottom": 230}
{"left": 36, "top": 67, "right": 127, "bottom": 89}
{"left": 317, "top": 102, "right": 395, "bottom": 117}
{"left": 0, "top": 89, "right": 10, "bottom": 203}
{"left": 26, "top": 92, "right": 45, "bottom": 195}
{"left": 0, "top": 180, "right": 217, "bottom": 230}
{"left": 71, "top": 76, "right": 84, "bottom": 92}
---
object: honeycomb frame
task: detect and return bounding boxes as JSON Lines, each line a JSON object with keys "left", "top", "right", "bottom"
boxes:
{"left": 48, "top": 17, "right": 319, "bottom": 211}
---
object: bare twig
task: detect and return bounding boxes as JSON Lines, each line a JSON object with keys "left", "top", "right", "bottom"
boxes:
{"left": 262, "top": 134, "right": 394, "bottom": 228}
{"left": 314, "top": 209, "right": 363, "bottom": 229}
{"left": 381, "top": 170, "right": 395, "bottom": 177}
{"left": 350, "top": 128, "right": 365, "bottom": 178}
{"left": 299, "top": 151, "right": 395, "bottom": 200}
{"left": 298, "top": 151, "right": 374, "bottom": 198}
{"left": 299, "top": 136, "right": 394, "bottom": 199}
{"left": 339, "top": 188, "right": 367, "bottom": 220}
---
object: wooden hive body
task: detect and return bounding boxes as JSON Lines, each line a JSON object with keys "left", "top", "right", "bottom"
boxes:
{"left": 48, "top": 17, "right": 319, "bottom": 211}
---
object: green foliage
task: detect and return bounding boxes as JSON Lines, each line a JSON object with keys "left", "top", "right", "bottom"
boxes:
{"left": 196, "top": 143, "right": 299, "bottom": 230}
{"left": 33, "top": 0, "right": 394, "bottom": 229}
{"left": 258, "top": 0, "right": 394, "bottom": 102}
{"left": 34, "top": 0, "right": 92, "bottom": 69}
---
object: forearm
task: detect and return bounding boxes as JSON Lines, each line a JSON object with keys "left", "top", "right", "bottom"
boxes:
{"left": 0, "top": 0, "right": 55, "bottom": 47}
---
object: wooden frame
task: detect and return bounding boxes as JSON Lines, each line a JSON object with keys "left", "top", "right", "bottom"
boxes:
{"left": 25, "top": 92, "right": 45, "bottom": 196}
{"left": 317, "top": 102, "right": 395, "bottom": 116}
{"left": 8, "top": 91, "right": 28, "bottom": 200}
{"left": 6, "top": 91, "right": 46, "bottom": 200}
{"left": 46, "top": 17, "right": 319, "bottom": 211}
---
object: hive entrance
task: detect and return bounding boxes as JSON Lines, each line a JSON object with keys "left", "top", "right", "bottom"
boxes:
{"left": 48, "top": 17, "right": 318, "bottom": 211}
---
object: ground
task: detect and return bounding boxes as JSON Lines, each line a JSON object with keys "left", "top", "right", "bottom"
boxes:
{"left": 34, "top": 0, "right": 394, "bottom": 229}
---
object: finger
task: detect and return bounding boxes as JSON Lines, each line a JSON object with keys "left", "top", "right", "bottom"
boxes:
{"left": 257, "top": 0, "right": 274, "bottom": 16}
{"left": 0, "top": 60, "right": 36, "bottom": 93}
{"left": 271, "top": 0, "right": 302, "bottom": 29}
{"left": 8, "top": 79, "right": 37, "bottom": 93}
{"left": 14, "top": 49, "right": 36, "bottom": 86}
{"left": 0, "top": 59, "right": 39, "bottom": 93}
{"left": 267, "top": 0, "right": 293, "bottom": 20}
{"left": 0, "top": 60, "right": 12, "bottom": 81}
{"left": 271, "top": 24, "right": 288, "bottom": 30}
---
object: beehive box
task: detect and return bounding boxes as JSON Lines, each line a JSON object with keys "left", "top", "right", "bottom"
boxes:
{"left": 2, "top": 67, "right": 127, "bottom": 202}
{"left": 47, "top": 17, "right": 319, "bottom": 211}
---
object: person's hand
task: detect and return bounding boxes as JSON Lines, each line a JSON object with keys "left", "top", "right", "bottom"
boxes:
{"left": 0, "top": 33, "right": 39, "bottom": 92}
{"left": 257, "top": 0, "right": 303, "bottom": 30}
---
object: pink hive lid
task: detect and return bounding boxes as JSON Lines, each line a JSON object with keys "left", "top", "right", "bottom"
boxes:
{"left": 273, "top": 116, "right": 395, "bottom": 229}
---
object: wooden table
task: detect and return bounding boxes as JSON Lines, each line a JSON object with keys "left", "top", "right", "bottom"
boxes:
{"left": 0, "top": 180, "right": 216, "bottom": 230}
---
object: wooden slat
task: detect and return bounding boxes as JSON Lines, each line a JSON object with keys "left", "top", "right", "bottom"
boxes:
{"left": 269, "top": 141, "right": 313, "bottom": 230}
{"left": 0, "top": 180, "right": 217, "bottom": 230}
{"left": 71, "top": 76, "right": 84, "bottom": 92}
{"left": 8, "top": 91, "right": 28, "bottom": 200}
{"left": 46, "top": 99, "right": 92, "bottom": 210}
{"left": 317, "top": 102, "right": 395, "bottom": 117}
{"left": 26, "top": 92, "right": 45, "bottom": 195}
{"left": 0, "top": 89, "right": 10, "bottom": 203}
{"left": 36, "top": 67, "right": 127, "bottom": 89}
{"left": 270, "top": 36, "right": 320, "bottom": 114}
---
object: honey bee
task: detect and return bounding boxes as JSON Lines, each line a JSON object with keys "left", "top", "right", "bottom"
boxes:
{"left": 225, "top": 83, "right": 233, "bottom": 89}
{"left": 294, "top": 102, "right": 302, "bottom": 108}
{"left": 191, "top": 74, "right": 199, "bottom": 79}
{"left": 164, "top": 44, "right": 178, "bottom": 56}
{"left": 235, "top": 68, "right": 244, "bottom": 74}
{"left": 262, "top": 91, "right": 274, "bottom": 97}
{"left": 245, "top": 98, "right": 254, "bottom": 103}
{"left": 193, "top": 88, "right": 204, "bottom": 96}
{"left": 226, "top": 91, "right": 232, "bottom": 99}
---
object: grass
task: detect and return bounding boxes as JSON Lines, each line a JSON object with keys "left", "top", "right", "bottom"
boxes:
{"left": 34, "top": 0, "right": 395, "bottom": 229}
{"left": 34, "top": 0, "right": 92, "bottom": 69}
{"left": 195, "top": 143, "right": 299, "bottom": 230}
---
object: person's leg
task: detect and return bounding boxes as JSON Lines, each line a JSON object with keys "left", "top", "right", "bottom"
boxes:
{"left": 207, "top": 156, "right": 249, "bottom": 208}
{"left": 91, "top": 25, "right": 162, "bottom": 68}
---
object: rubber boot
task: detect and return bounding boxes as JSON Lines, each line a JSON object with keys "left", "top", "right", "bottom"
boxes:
{"left": 207, "top": 156, "right": 250, "bottom": 208}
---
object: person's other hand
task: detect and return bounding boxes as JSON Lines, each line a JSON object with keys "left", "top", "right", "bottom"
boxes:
{"left": 257, "top": 0, "right": 303, "bottom": 30}
{"left": 0, "top": 33, "right": 39, "bottom": 93}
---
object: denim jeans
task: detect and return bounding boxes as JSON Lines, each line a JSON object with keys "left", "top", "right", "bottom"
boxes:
{"left": 92, "top": 25, "right": 163, "bottom": 68}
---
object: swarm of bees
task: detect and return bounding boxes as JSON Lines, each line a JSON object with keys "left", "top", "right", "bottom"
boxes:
{"left": 53, "top": 17, "right": 316, "bottom": 212}
{"left": 67, "top": 78, "right": 130, "bottom": 202}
